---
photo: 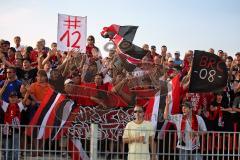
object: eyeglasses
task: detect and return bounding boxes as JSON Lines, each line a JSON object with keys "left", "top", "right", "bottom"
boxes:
{"left": 134, "top": 110, "right": 143, "bottom": 113}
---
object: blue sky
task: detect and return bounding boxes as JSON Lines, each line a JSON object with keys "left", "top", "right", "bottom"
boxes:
{"left": 0, "top": 0, "right": 239, "bottom": 57}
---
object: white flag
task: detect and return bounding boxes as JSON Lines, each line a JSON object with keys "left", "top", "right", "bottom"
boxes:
{"left": 57, "top": 13, "right": 87, "bottom": 52}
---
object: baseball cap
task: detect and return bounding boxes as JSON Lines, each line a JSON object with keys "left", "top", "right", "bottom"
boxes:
{"left": 151, "top": 45, "right": 156, "bottom": 49}
{"left": 64, "top": 79, "right": 73, "bottom": 85}
{"left": 175, "top": 51, "right": 180, "bottom": 55}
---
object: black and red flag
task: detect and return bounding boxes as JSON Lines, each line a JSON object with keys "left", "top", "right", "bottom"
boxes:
{"left": 26, "top": 88, "right": 75, "bottom": 140}
{"left": 101, "top": 24, "right": 148, "bottom": 70}
{"left": 101, "top": 24, "right": 138, "bottom": 42}
{"left": 189, "top": 50, "right": 228, "bottom": 92}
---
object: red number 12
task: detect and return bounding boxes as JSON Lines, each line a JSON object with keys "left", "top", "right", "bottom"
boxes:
{"left": 60, "top": 30, "right": 81, "bottom": 48}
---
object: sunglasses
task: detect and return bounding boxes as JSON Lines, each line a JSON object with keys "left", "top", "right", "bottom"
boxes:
{"left": 134, "top": 110, "right": 143, "bottom": 113}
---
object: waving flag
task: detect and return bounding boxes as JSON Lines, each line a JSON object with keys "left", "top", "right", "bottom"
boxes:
{"left": 144, "top": 91, "right": 160, "bottom": 129}
{"left": 167, "top": 74, "right": 181, "bottom": 115}
{"left": 189, "top": 50, "right": 228, "bottom": 92}
{"left": 158, "top": 74, "right": 181, "bottom": 138}
{"left": 101, "top": 24, "right": 148, "bottom": 70}
{"left": 101, "top": 24, "right": 137, "bottom": 42}
{"left": 26, "top": 88, "right": 75, "bottom": 140}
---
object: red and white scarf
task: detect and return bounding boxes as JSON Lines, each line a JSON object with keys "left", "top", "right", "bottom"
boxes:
{"left": 180, "top": 114, "right": 199, "bottom": 143}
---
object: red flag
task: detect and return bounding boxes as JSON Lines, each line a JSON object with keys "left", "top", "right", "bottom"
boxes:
{"left": 144, "top": 91, "right": 160, "bottom": 129}
{"left": 159, "top": 74, "right": 181, "bottom": 137}
{"left": 101, "top": 24, "right": 138, "bottom": 42}
{"left": 26, "top": 88, "right": 75, "bottom": 140}
{"left": 101, "top": 24, "right": 148, "bottom": 70}
{"left": 168, "top": 74, "right": 181, "bottom": 114}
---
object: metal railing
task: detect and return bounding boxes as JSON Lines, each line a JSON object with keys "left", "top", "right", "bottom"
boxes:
{"left": 0, "top": 124, "right": 240, "bottom": 160}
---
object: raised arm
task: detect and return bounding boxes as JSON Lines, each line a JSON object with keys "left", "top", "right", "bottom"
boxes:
{"left": 0, "top": 80, "right": 9, "bottom": 98}
{"left": 163, "top": 95, "right": 171, "bottom": 120}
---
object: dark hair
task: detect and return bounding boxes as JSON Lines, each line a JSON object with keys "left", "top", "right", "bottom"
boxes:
{"left": 88, "top": 35, "right": 95, "bottom": 43}
{"left": 3, "top": 41, "right": 10, "bottom": 45}
{"left": 22, "top": 58, "right": 31, "bottom": 63}
{"left": 226, "top": 56, "right": 233, "bottom": 61}
{"left": 214, "top": 90, "right": 224, "bottom": 96}
{"left": 218, "top": 50, "right": 223, "bottom": 53}
{"left": 95, "top": 73, "right": 104, "bottom": 79}
{"left": 151, "top": 45, "right": 156, "bottom": 49}
{"left": 161, "top": 45, "right": 167, "bottom": 48}
{"left": 25, "top": 46, "right": 33, "bottom": 53}
{"left": 51, "top": 42, "right": 57, "bottom": 46}
{"left": 9, "top": 47, "right": 16, "bottom": 53}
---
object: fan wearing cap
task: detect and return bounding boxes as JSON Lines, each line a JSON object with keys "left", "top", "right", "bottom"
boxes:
{"left": 150, "top": 45, "right": 159, "bottom": 59}
{"left": 173, "top": 51, "right": 183, "bottom": 70}
{"left": 166, "top": 57, "right": 178, "bottom": 79}
{"left": 63, "top": 78, "right": 74, "bottom": 94}
{"left": 0, "top": 89, "right": 26, "bottom": 160}
{"left": 164, "top": 96, "right": 206, "bottom": 160}
{"left": 63, "top": 78, "right": 86, "bottom": 107}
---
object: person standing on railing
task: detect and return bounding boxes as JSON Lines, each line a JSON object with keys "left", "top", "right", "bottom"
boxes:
{"left": 164, "top": 96, "right": 207, "bottom": 160}
{"left": 123, "top": 105, "right": 157, "bottom": 160}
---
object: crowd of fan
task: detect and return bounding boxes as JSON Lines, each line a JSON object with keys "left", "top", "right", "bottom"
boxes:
{"left": 0, "top": 35, "right": 239, "bottom": 158}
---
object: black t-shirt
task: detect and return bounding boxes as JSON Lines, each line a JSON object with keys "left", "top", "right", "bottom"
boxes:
{"left": 16, "top": 68, "right": 38, "bottom": 83}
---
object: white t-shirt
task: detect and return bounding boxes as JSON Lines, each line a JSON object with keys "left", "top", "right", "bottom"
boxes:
{"left": 123, "top": 120, "right": 154, "bottom": 160}
{"left": 15, "top": 45, "right": 25, "bottom": 52}
{"left": 168, "top": 114, "right": 207, "bottom": 150}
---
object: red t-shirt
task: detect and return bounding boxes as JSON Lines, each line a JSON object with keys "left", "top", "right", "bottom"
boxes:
{"left": 86, "top": 45, "right": 94, "bottom": 57}
{"left": 30, "top": 50, "right": 47, "bottom": 67}
{"left": 1, "top": 101, "right": 25, "bottom": 125}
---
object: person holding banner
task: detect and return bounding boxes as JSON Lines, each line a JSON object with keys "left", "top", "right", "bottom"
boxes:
{"left": 123, "top": 105, "right": 157, "bottom": 160}
{"left": 164, "top": 96, "right": 207, "bottom": 160}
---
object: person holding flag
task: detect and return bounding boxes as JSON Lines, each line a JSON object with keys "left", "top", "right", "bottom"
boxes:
{"left": 164, "top": 96, "right": 207, "bottom": 160}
